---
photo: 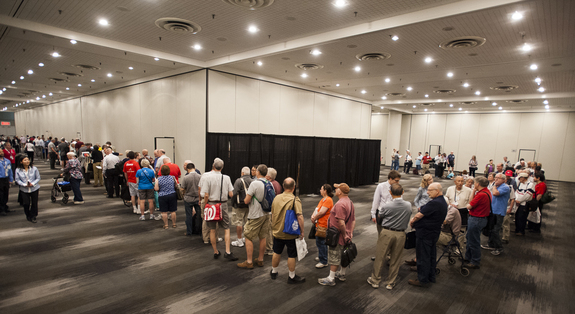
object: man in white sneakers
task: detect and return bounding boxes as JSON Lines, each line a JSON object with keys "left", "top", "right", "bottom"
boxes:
{"left": 231, "top": 167, "right": 252, "bottom": 247}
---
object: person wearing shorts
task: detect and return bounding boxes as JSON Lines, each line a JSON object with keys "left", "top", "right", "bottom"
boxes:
{"left": 154, "top": 165, "right": 178, "bottom": 229}
{"left": 137, "top": 159, "right": 159, "bottom": 221}
{"left": 269, "top": 177, "right": 305, "bottom": 284}
{"left": 123, "top": 151, "right": 141, "bottom": 215}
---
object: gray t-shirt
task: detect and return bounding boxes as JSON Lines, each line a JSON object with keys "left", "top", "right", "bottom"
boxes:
{"left": 379, "top": 198, "right": 412, "bottom": 230}
{"left": 246, "top": 179, "right": 266, "bottom": 219}
{"left": 199, "top": 172, "right": 233, "bottom": 202}
{"left": 180, "top": 171, "right": 201, "bottom": 203}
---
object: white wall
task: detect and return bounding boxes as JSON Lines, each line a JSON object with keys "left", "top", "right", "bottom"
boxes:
{"left": 370, "top": 114, "right": 388, "bottom": 164}
{"left": 372, "top": 111, "right": 575, "bottom": 182}
{"left": 207, "top": 71, "right": 372, "bottom": 139}
{"left": 15, "top": 70, "right": 207, "bottom": 171}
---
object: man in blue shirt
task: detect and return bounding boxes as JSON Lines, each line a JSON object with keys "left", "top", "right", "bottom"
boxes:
{"left": 482, "top": 173, "right": 510, "bottom": 255}
{"left": 0, "top": 149, "right": 14, "bottom": 216}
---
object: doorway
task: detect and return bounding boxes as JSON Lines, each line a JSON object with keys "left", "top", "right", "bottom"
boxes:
{"left": 517, "top": 149, "right": 536, "bottom": 163}
{"left": 155, "top": 137, "right": 175, "bottom": 163}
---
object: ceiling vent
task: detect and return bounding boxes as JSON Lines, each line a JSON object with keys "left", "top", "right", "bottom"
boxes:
{"left": 59, "top": 72, "right": 83, "bottom": 77}
{"left": 295, "top": 63, "right": 324, "bottom": 70}
{"left": 440, "top": 36, "right": 486, "bottom": 50}
{"left": 460, "top": 101, "right": 476, "bottom": 105}
{"left": 155, "top": 18, "right": 201, "bottom": 34}
{"left": 73, "top": 64, "right": 101, "bottom": 70}
{"left": 506, "top": 100, "right": 528, "bottom": 103}
{"left": 434, "top": 89, "right": 456, "bottom": 94}
{"left": 386, "top": 93, "right": 406, "bottom": 97}
{"left": 50, "top": 77, "right": 69, "bottom": 82}
{"left": 490, "top": 85, "right": 518, "bottom": 91}
{"left": 421, "top": 103, "right": 433, "bottom": 106}
{"left": 222, "top": 0, "right": 274, "bottom": 10}
{"left": 355, "top": 52, "right": 391, "bottom": 61}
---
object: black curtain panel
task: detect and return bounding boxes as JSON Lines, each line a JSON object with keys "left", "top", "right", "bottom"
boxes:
{"left": 206, "top": 133, "right": 380, "bottom": 195}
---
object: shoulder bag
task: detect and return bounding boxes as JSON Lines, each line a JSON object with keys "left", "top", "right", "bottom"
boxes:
{"left": 481, "top": 190, "right": 495, "bottom": 236}
{"left": 204, "top": 174, "right": 224, "bottom": 222}
{"left": 282, "top": 197, "right": 301, "bottom": 235}
{"left": 326, "top": 202, "right": 354, "bottom": 247}
{"left": 173, "top": 176, "right": 183, "bottom": 200}
{"left": 341, "top": 240, "right": 358, "bottom": 268}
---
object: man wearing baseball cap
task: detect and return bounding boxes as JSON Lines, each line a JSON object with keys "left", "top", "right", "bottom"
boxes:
{"left": 318, "top": 183, "right": 356, "bottom": 286}
{"left": 513, "top": 172, "right": 535, "bottom": 236}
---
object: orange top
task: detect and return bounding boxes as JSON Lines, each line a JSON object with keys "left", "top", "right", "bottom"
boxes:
{"left": 316, "top": 196, "right": 334, "bottom": 228}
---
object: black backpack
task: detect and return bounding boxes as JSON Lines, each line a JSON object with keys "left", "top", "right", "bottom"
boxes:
{"left": 113, "top": 159, "right": 126, "bottom": 175}
{"left": 235, "top": 178, "right": 250, "bottom": 208}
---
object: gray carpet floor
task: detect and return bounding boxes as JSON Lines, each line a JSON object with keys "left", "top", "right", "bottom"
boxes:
{"left": 0, "top": 160, "right": 573, "bottom": 314}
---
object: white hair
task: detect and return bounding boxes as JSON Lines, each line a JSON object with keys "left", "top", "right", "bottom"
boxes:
{"left": 163, "top": 157, "right": 171, "bottom": 164}
{"left": 241, "top": 166, "right": 250, "bottom": 176}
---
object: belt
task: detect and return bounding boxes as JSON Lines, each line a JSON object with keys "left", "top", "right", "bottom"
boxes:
{"left": 382, "top": 226, "right": 405, "bottom": 232}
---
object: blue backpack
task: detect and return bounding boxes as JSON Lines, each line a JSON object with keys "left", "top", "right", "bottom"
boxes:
{"left": 256, "top": 179, "right": 276, "bottom": 212}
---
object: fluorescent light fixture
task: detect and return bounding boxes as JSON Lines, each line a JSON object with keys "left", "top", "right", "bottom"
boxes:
{"left": 380, "top": 106, "right": 384, "bottom": 109}
{"left": 333, "top": 0, "right": 348, "bottom": 8}
{"left": 424, "top": 108, "right": 428, "bottom": 112}
{"left": 354, "top": 66, "right": 361, "bottom": 72}
{"left": 385, "top": 78, "right": 390, "bottom": 83}
{"left": 310, "top": 49, "right": 322, "bottom": 56}
{"left": 530, "top": 64, "right": 538, "bottom": 70}
{"left": 459, "top": 108, "right": 462, "bottom": 111}
{"left": 361, "top": 90, "right": 367, "bottom": 94}
{"left": 545, "top": 105, "right": 550, "bottom": 109}
{"left": 52, "top": 52, "right": 60, "bottom": 57}
{"left": 498, "top": 106, "right": 502, "bottom": 110}
{"left": 512, "top": 11, "right": 523, "bottom": 20}
{"left": 42, "top": 95, "right": 46, "bottom": 98}
{"left": 192, "top": 44, "right": 202, "bottom": 50}
{"left": 66, "top": 87, "right": 70, "bottom": 90}
{"left": 391, "top": 35, "right": 399, "bottom": 41}
{"left": 425, "top": 94, "right": 429, "bottom": 98}
{"left": 424, "top": 57, "right": 432, "bottom": 63}
{"left": 413, "top": 105, "right": 417, "bottom": 108}
{"left": 98, "top": 19, "right": 109, "bottom": 26}
{"left": 248, "top": 25, "right": 259, "bottom": 33}
{"left": 49, "top": 92, "right": 53, "bottom": 96}
{"left": 70, "top": 39, "right": 77, "bottom": 44}
{"left": 36, "top": 97, "right": 40, "bottom": 100}
{"left": 20, "top": 76, "right": 24, "bottom": 80}
{"left": 300, "top": 73, "right": 308, "bottom": 78}
{"left": 78, "top": 84, "right": 82, "bottom": 87}
{"left": 11, "top": 81, "right": 15, "bottom": 84}
{"left": 534, "top": 77, "right": 542, "bottom": 84}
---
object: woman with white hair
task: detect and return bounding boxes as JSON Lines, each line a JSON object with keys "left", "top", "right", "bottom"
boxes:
{"left": 62, "top": 152, "right": 84, "bottom": 204}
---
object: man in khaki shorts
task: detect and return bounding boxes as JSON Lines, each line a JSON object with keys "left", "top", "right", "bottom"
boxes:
{"left": 237, "top": 164, "right": 270, "bottom": 269}
{"left": 231, "top": 167, "right": 253, "bottom": 248}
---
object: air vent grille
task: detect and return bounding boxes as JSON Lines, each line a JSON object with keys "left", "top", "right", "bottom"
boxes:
{"left": 386, "top": 93, "right": 406, "bottom": 97}
{"left": 459, "top": 101, "right": 476, "bottom": 105}
{"left": 59, "top": 72, "right": 83, "bottom": 77}
{"left": 295, "top": 63, "right": 324, "bottom": 70}
{"left": 73, "top": 64, "right": 101, "bottom": 70}
{"left": 434, "top": 89, "right": 456, "bottom": 94}
{"left": 50, "top": 78, "right": 69, "bottom": 82}
{"left": 440, "top": 36, "right": 486, "bottom": 50}
{"left": 155, "top": 18, "right": 201, "bottom": 34}
{"left": 355, "top": 52, "right": 391, "bottom": 61}
{"left": 222, "top": 0, "right": 274, "bottom": 10}
{"left": 506, "top": 100, "right": 528, "bottom": 103}
{"left": 490, "top": 85, "right": 518, "bottom": 91}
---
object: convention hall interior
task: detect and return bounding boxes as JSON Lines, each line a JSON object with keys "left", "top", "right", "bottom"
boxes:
{"left": 0, "top": 0, "right": 574, "bottom": 313}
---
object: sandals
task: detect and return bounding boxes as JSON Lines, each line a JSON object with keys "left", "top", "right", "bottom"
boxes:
{"left": 172, "top": 224, "right": 177, "bottom": 228}
{"left": 163, "top": 225, "right": 169, "bottom": 229}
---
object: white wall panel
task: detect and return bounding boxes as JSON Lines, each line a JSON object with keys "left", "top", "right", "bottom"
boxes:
{"left": 427, "top": 114, "right": 447, "bottom": 148}
{"left": 340, "top": 100, "right": 362, "bottom": 138}
{"left": 475, "top": 114, "right": 501, "bottom": 168}
{"left": 295, "top": 90, "right": 315, "bottom": 136}
{"left": 208, "top": 71, "right": 236, "bottom": 133}
{"left": 399, "top": 114, "right": 412, "bottom": 164}
{"left": 278, "top": 86, "right": 299, "bottom": 135}
{"left": 539, "top": 113, "right": 569, "bottom": 180}
{"left": 443, "top": 114, "right": 463, "bottom": 170}
{"left": 370, "top": 114, "right": 387, "bottom": 164}
{"left": 360, "top": 104, "right": 372, "bottom": 139}
{"left": 559, "top": 113, "right": 575, "bottom": 181}
{"left": 235, "top": 76, "right": 260, "bottom": 134}
{"left": 494, "top": 113, "right": 521, "bottom": 165}
{"left": 456, "top": 114, "right": 480, "bottom": 170}
{"left": 517, "top": 113, "right": 543, "bottom": 153}
{"left": 259, "top": 81, "right": 281, "bottom": 135}
{"left": 409, "top": 115, "right": 428, "bottom": 156}
{"left": 386, "top": 112, "right": 402, "bottom": 165}
{"left": 313, "top": 93, "right": 331, "bottom": 138}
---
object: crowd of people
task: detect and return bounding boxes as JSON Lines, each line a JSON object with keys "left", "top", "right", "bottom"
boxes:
{"left": 0, "top": 135, "right": 551, "bottom": 289}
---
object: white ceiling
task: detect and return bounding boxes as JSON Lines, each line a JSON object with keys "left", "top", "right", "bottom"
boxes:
{"left": 0, "top": 0, "right": 573, "bottom": 114}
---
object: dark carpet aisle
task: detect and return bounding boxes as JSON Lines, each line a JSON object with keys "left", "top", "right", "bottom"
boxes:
{"left": 0, "top": 160, "right": 573, "bottom": 314}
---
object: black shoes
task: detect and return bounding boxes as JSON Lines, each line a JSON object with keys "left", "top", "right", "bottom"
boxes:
{"left": 224, "top": 252, "right": 238, "bottom": 261}
{"left": 0, "top": 212, "right": 7, "bottom": 216}
{"left": 214, "top": 251, "right": 221, "bottom": 259}
{"left": 270, "top": 270, "right": 278, "bottom": 280}
{"left": 287, "top": 274, "right": 306, "bottom": 284}
{"left": 31, "top": 217, "right": 37, "bottom": 223}
{"left": 463, "top": 263, "right": 480, "bottom": 269}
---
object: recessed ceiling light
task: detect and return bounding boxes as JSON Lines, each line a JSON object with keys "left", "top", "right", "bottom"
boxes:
{"left": 449, "top": 104, "right": 453, "bottom": 107}
{"left": 19, "top": 76, "right": 24, "bottom": 80}
{"left": 336, "top": 84, "right": 340, "bottom": 87}
{"left": 447, "top": 72, "right": 453, "bottom": 77}
{"left": 424, "top": 57, "right": 433, "bottom": 63}
{"left": 381, "top": 96, "right": 387, "bottom": 100}
{"left": 530, "top": 64, "right": 538, "bottom": 70}
{"left": 41, "top": 95, "right": 46, "bottom": 98}
{"left": 128, "top": 67, "right": 134, "bottom": 70}
{"left": 354, "top": 66, "right": 361, "bottom": 72}
{"left": 310, "top": 49, "right": 322, "bottom": 56}
{"left": 192, "top": 44, "right": 202, "bottom": 50}
{"left": 49, "top": 92, "right": 53, "bottom": 96}
{"left": 391, "top": 35, "right": 399, "bottom": 41}
{"left": 248, "top": 25, "right": 259, "bottom": 33}
{"left": 543, "top": 100, "right": 548, "bottom": 104}
{"left": 521, "top": 43, "right": 532, "bottom": 52}
{"left": 538, "top": 87, "right": 545, "bottom": 92}
{"left": 301, "top": 73, "right": 308, "bottom": 78}
{"left": 36, "top": 97, "right": 40, "bottom": 100}
{"left": 463, "top": 83, "right": 469, "bottom": 87}
{"left": 154, "top": 57, "right": 160, "bottom": 61}
{"left": 534, "top": 77, "right": 541, "bottom": 84}
{"left": 492, "top": 102, "right": 497, "bottom": 106}
{"left": 545, "top": 105, "right": 550, "bottom": 109}
{"left": 11, "top": 81, "right": 15, "bottom": 84}
{"left": 91, "top": 79, "right": 95, "bottom": 82}
{"left": 52, "top": 52, "right": 60, "bottom": 57}
{"left": 459, "top": 108, "right": 462, "bottom": 111}
{"left": 98, "top": 19, "right": 109, "bottom": 26}
{"left": 424, "top": 94, "right": 429, "bottom": 98}
{"left": 424, "top": 108, "right": 428, "bottom": 112}
{"left": 333, "top": 0, "right": 348, "bottom": 8}
{"left": 66, "top": 87, "right": 70, "bottom": 90}
{"left": 0, "top": 91, "right": 2, "bottom": 95}
{"left": 2, "top": 88, "right": 5, "bottom": 91}
{"left": 413, "top": 105, "right": 417, "bottom": 108}
{"left": 257, "top": 61, "right": 263, "bottom": 66}
{"left": 406, "top": 86, "right": 413, "bottom": 91}
{"left": 361, "top": 90, "right": 367, "bottom": 94}
{"left": 107, "top": 73, "right": 112, "bottom": 77}
{"left": 385, "top": 78, "right": 390, "bottom": 83}
{"left": 512, "top": 11, "right": 523, "bottom": 20}
{"left": 380, "top": 106, "right": 384, "bottom": 109}
{"left": 498, "top": 106, "right": 502, "bottom": 110}
{"left": 78, "top": 84, "right": 82, "bottom": 87}
{"left": 38, "top": 62, "right": 44, "bottom": 67}
{"left": 475, "top": 91, "right": 481, "bottom": 95}
{"left": 70, "top": 39, "right": 77, "bottom": 44}
{"left": 27, "top": 69, "right": 34, "bottom": 75}
{"left": 27, "top": 100, "right": 30, "bottom": 103}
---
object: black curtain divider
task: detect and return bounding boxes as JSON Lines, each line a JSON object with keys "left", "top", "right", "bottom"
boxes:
{"left": 206, "top": 133, "right": 380, "bottom": 195}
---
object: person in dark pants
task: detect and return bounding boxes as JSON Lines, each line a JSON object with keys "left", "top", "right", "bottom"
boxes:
{"left": 528, "top": 173, "right": 547, "bottom": 233}
{"left": 102, "top": 148, "right": 120, "bottom": 198}
{"left": 15, "top": 157, "right": 41, "bottom": 223}
{"left": 180, "top": 162, "right": 201, "bottom": 236}
{"left": 408, "top": 182, "right": 447, "bottom": 287}
{"left": 514, "top": 172, "right": 535, "bottom": 235}
{"left": 0, "top": 149, "right": 14, "bottom": 216}
{"left": 465, "top": 177, "right": 492, "bottom": 269}
{"left": 48, "top": 139, "right": 58, "bottom": 169}
{"left": 62, "top": 152, "right": 84, "bottom": 204}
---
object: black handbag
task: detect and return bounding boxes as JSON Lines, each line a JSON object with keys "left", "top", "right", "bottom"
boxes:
{"left": 481, "top": 191, "right": 495, "bottom": 236}
{"left": 325, "top": 202, "right": 354, "bottom": 247}
{"left": 308, "top": 223, "right": 316, "bottom": 239}
{"left": 341, "top": 241, "right": 358, "bottom": 268}
{"left": 404, "top": 231, "right": 416, "bottom": 249}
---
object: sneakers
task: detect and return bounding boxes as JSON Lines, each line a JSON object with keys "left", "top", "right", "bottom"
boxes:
{"left": 139, "top": 215, "right": 146, "bottom": 221}
{"left": 265, "top": 250, "right": 274, "bottom": 256}
{"left": 133, "top": 208, "right": 139, "bottom": 214}
{"left": 217, "top": 237, "right": 223, "bottom": 243}
{"left": 386, "top": 283, "right": 395, "bottom": 290}
{"left": 224, "top": 252, "right": 238, "bottom": 261}
{"left": 367, "top": 277, "right": 379, "bottom": 289}
{"left": 315, "top": 262, "right": 328, "bottom": 269}
{"left": 231, "top": 239, "right": 245, "bottom": 247}
{"left": 335, "top": 272, "right": 346, "bottom": 282}
{"left": 491, "top": 249, "right": 502, "bottom": 256}
{"left": 237, "top": 260, "right": 254, "bottom": 269}
{"left": 481, "top": 244, "right": 496, "bottom": 251}
{"left": 74, "top": 201, "right": 84, "bottom": 205}
{"left": 318, "top": 277, "right": 336, "bottom": 286}
{"left": 270, "top": 270, "right": 278, "bottom": 280}
{"left": 144, "top": 210, "right": 150, "bottom": 215}
{"left": 314, "top": 257, "right": 320, "bottom": 262}
{"left": 287, "top": 274, "right": 306, "bottom": 284}
{"left": 153, "top": 214, "right": 162, "bottom": 221}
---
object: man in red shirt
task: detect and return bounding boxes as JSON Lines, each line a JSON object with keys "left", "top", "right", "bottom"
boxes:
{"left": 464, "top": 176, "right": 492, "bottom": 269}
{"left": 160, "top": 157, "right": 181, "bottom": 183}
{"left": 123, "top": 151, "right": 141, "bottom": 214}
{"left": 421, "top": 152, "right": 432, "bottom": 174}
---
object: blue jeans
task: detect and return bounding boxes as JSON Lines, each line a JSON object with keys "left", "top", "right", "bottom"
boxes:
{"left": 70, "top": 177, "right": 83, "bottom": 202}
{"left": 415, "top": 231, "right": 439, "bottom": 284}
{"left": 184, "top": 201, "right": 200, "bottom": 235}
{"left": 465, "top": 216, "right": 487, "bottom": 265}
{"left": 316, "top": 236, "right": 328, "bottom": 265}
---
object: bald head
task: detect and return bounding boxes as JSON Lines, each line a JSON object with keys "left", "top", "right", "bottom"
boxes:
{"left": 427, "top": 183, "right": 443, "bottom": 199}
{"left": 283, "top": 177, "right": 295, "bottom": 192}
